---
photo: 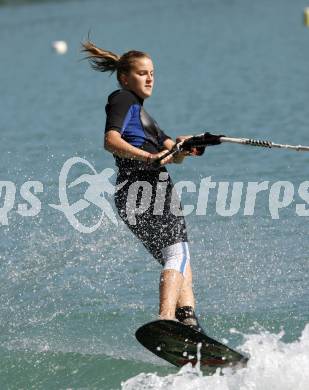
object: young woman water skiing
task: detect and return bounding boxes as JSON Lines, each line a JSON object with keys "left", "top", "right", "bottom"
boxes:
{"left": 82, "top": 41, "right": 204, "bottom": 332}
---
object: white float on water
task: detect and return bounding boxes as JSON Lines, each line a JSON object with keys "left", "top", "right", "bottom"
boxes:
{"left": 51, "top": 40, "right": 68, "bottom": 54}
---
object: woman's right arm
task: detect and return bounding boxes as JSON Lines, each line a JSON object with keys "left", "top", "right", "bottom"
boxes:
{"left": 104, "top": 130, "right": 172, "bottom": 164}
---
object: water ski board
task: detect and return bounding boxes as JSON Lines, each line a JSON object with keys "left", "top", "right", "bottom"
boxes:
{"left": 135, "top": 320, "right": 249, "bottom": 371}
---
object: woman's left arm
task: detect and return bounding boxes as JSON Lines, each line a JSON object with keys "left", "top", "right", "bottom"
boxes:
{"left": 162, "top": 136, "right": 192, "bottom": 164}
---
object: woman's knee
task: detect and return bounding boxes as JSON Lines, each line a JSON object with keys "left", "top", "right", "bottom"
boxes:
{"left": 161, "top": 242, "right": 190, "bottom": 275}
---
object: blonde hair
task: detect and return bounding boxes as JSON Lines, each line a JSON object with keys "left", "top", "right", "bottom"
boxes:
{"left": 81, "top": 40, "right": 151, "bottom": 85}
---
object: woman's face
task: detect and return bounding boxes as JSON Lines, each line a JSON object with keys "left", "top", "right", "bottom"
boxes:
{"left": 122, "top": 57, "right": 154, "bottom": 99}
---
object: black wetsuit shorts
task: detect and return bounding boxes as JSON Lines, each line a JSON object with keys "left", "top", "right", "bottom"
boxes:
{"left": 115, "top": 168, "right": 187, "bottom": 262}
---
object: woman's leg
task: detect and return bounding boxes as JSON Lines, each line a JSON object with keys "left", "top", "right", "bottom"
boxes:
{"left": 175, "top": 263, "right": 205, "bottom": 332}
{"left": 159, "top": 269, "right": 183, "bottom": 319}
{"left": 176, "top": 262, "right": 195, "bottom": 308}
{"left": 159, "top": 263, "right": 195, "bottom": 319}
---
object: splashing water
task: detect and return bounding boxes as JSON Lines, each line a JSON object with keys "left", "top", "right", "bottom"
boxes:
{"left": 122, "top": 324, "right": 309, "bottom": 390}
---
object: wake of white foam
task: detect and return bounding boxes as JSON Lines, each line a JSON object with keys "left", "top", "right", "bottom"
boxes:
{"left": 122, "top": 324, "right": 309, "bottom": 390}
